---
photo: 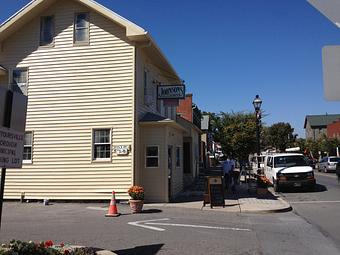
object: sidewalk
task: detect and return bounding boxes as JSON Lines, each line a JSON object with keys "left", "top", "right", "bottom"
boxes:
{"left": 145, "top": 168, "right": 292, "bottom": 214}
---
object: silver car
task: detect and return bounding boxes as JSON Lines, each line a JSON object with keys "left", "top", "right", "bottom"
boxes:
{"left": 318, "top": 156, "right": 340, "bottom": 173}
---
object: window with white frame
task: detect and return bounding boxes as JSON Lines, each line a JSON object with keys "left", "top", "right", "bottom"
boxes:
{"left": 74, "top": 13, "right": 89, "bottom": 43}
{"left": 23, "top": 132, "right": 33, "bottom": 163}
{"left": 93, "top": 129, "right": 111, "bottom": 160}
{"left": 146, "top": 146, "right": 159, "bottom": 167}
{"left": 176, "top": 146, "right": 181, "bottom": 167}
{"left": 12, "top": 69, "right": 28, "bottom": 95}
{"left": 40, "top": 16, "right": 54, "bottom": 46}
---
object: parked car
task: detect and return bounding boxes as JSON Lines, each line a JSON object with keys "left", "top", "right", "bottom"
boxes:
{"left": 264, "top": 153, "right": 315, "bottom": 192}
{"left": 318, "top": 156, "right": 340, "bottom": 173}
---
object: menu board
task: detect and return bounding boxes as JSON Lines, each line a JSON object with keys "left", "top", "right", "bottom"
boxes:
{"left": 208, "top": 177, "right": 225, "bottom": 208}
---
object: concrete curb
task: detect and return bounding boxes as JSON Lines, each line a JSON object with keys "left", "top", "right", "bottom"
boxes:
{"left": 69, "top": 246, "right": 117, "bottom": 255}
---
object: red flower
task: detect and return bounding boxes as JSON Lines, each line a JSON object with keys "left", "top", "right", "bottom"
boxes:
{"left": 60, "top": 242, "right": 65, "bottom": 247}
{"left": 44, "top": 240, "right": 53, "bottom": 247}
{"left": 64, "top": 250, "right": 70, "bottom": 254}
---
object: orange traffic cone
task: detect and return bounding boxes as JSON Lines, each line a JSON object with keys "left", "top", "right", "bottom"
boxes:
{"left": 105, "top": 191, "right": 120, "bottom": 217}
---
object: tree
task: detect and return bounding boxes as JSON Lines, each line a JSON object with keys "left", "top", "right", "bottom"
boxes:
{"left": 208, "top": 112, "right": 257, "bottom": 161}
{"left": 266, "top": 122, "right": 296, "bottom": 152}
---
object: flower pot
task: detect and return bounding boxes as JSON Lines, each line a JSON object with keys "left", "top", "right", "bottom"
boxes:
{"left": 129, "top": 199, "right": 144, "bottom": 213}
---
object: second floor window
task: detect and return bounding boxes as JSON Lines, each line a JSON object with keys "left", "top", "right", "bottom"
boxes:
{"left": 40, "top": 16, "right": 54, "bottom": 46}
{"left": 74, "top": 13, "right": 89, "bottom": 43}
{"left": 12, "top": 69, "right": 28, "bottom": 95}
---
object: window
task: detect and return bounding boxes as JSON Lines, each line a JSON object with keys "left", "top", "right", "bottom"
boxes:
{"left": 23, "top": 132, "right": 33, "bottom": 163}
{"left": 40, "top": 16, "right": 54, "bottom": 46}
{"left": 146, "top": 146, "right": 159, "bottom": 167}
{"left": 273, "top": 156, "right": 308, "bottom": 168}
{"left": 12, "top": 69, "right": 28, "bottom": 95}
{"left": 176, "top": 147, "right": 181, "bottom": 167}
{"left": 93, "top": 129, "right": 111, "bottom": 160}
{"left": 74, "top": 13, "right": 89, "bottom": 43}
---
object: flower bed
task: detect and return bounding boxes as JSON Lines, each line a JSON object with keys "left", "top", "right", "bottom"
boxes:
{"left": 0, "top": 240, "right": 97, "bottom": 255}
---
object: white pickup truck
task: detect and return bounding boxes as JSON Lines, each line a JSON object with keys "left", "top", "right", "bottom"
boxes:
{"left": 264, "top": 153, "right": 316, "bottom": 192}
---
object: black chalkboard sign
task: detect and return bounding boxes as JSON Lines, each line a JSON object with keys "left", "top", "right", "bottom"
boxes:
{"left": 208, "top": 177, "right": 225, "bottom": 208}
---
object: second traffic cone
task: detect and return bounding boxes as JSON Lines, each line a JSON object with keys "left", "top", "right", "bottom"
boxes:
{"left": 105, "top": 191, "right": 120, "bottom": 217}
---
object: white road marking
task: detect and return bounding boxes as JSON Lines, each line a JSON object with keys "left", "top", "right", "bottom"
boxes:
{"left": 128, "top": 218, "right": 252, "bottom": 232}
{"left": 146, "top": 222, "right": 251, "bottom": 232}
{"left": 128, "top": 218, "right": 170, "bottom": 231}
{"left": 290, "top": 201, "right": 340, "bottom": 204}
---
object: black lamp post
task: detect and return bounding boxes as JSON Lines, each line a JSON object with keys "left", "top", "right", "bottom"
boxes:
{"left": 252, "top": 95, "right": 262, "bottom": 171}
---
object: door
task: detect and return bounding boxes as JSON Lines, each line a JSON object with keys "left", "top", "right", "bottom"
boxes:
{"left": 168, "top": 145, "right": 173, "bottom": 201}
{"left": 183, "top": 142, "right": 191, "bottom": 174}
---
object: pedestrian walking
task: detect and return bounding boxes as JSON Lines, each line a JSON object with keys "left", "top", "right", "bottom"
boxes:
{"left": 230, "top": 159, "right": 239, "bottom": 192}
{"left": 222, "top": 157, "right": 232, "bottom": 191}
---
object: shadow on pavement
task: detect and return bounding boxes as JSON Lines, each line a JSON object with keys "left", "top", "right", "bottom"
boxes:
{"left": 114, "top": 243, "right": 164, "bottom": 255}
{"left": 280, "top": 183, "right": 327, "bottom": 193}
{"left": 140, "top": 209, "right": 162, "bottom": 214}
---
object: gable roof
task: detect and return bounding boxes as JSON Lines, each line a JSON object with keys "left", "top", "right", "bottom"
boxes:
{"left": 304, "top": 114, "right": 340, "bottom": 128}
{"left": 0, "top": 0, "right": 180, "bottom": 82}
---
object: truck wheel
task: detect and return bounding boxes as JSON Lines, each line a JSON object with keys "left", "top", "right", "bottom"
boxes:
{"left": 273, "top": 179, "right": 280, "bottom": 192}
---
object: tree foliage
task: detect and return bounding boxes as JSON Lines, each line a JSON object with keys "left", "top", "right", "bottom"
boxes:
{"left": 265, "top": 122, "right": 296, "bottom": 152}
{"left": 295, "top": 135, "right": 340, "bottom": 159}
{"left": 207, "top": 112, "right": 257, "bottom": 160}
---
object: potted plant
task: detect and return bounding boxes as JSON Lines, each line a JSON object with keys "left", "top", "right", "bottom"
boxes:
{"left": 256, "top": 175, "right": 270, "bottom": 195}
{"left": 128, "top": 185, "right": 145, "bottom": 213}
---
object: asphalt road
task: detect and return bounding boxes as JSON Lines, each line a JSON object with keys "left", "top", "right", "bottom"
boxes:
{"left": 1, "top": 197, "right": 339, "bottom": 255}
{"left": 281, "top": 171, "right": 340, "bottom": 251}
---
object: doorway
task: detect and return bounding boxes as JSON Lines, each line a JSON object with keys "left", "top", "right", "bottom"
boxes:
{"left": 168, "top": 145, "right": 173, "bottom": 201}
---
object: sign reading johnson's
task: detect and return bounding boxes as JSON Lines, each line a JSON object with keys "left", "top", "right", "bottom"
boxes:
{"left": 157, "top": 85, "right": 185, "bottom": 100}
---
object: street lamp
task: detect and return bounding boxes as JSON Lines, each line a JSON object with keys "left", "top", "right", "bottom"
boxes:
{"left": 252, "top": 95, "right": 262, "bottom": 171}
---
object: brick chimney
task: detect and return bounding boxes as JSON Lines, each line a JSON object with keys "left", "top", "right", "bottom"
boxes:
{"left": 176, "top": 94, "right": 193, "bottom": 122}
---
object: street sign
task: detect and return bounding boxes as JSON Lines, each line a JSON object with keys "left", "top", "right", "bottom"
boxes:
{"left": 0, "top": 127, "right": 24, "bottom": 168}
{"left": 157, "top": 85, "right": 185, "bottom": 100}
{"left": 0, "top": 88, "right": 28, "bottom": 167}
{"left": 308, "top": 0, "right": 340, "bottom": 28}
{"left": 322, "top": 46, "right": 340, "bottom": 100}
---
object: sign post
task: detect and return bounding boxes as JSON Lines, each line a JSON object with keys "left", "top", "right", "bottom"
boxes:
{"left": 0, "top": 89, "right": 13, "bottom": 230}
{"left": 0, "top": 87, "right": 27, "bottom": 230}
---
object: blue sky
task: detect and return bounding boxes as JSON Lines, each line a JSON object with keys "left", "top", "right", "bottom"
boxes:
{"left": 1, "top": 0, "right": 340, "bottom": 137}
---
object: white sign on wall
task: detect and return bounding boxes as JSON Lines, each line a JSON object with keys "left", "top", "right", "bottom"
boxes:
{"left": 0, "top": 127, "right": 24, "bottom": 168}
{"left": 113, "top": 145, "right": 130, "bottom": 155}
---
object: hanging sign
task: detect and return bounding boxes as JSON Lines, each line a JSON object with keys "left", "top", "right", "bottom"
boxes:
{"left": 157, "top": 85, "right": 185, "bottom": 100}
